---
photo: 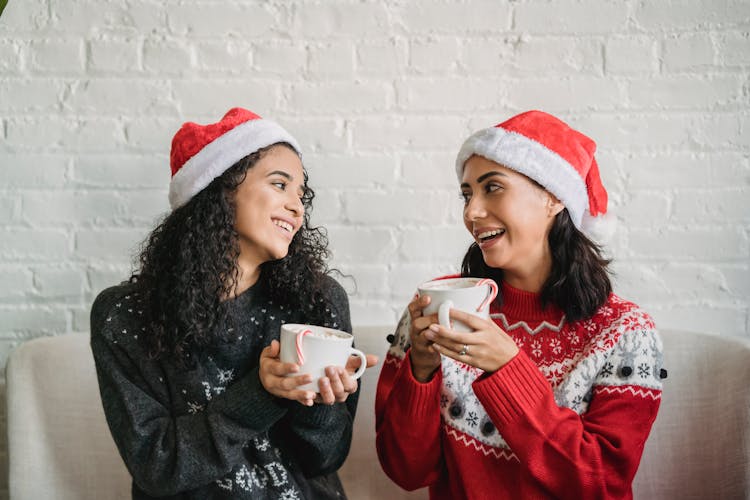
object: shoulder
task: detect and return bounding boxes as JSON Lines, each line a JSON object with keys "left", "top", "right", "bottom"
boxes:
{"left": 319, "top": 274, "right": 349, "bottom": 308}
{"left": 90, "top": 281, "right": 144, "bottom": 343}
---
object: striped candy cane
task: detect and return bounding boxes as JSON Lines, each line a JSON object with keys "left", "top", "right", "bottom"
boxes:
{"left": 475, "top": 278, "right": 498, "bottom": 312}
{"left": 296, "top": 329, "right": 312, "bottom": 365}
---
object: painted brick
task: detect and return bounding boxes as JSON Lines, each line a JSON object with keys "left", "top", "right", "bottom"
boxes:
{"left": 73, "top": 154, "right": 169, "bottom": 188}
{"left": 65, "top": 79, "right": 175, "bottom": 115}
{"left": 326, "top": 226, "right": 397, "bottom": 265}
{"left": 0, "top": 230, "right": 70, "bottom": 260}
{"left": 515, "top": 0, "right": 628, "bottom": 34}
{"left": 309, "top": 42, "right": 355, "bottom": 79}
{"left": 650, "top": 305, "right": 747, "bottom": 337}
{"left": 307, "top": 188, "right": 342, "bottom": 225}
{"left": 396, "top": 78, "right": 501, "bottom": 111}
{"left": 626, "top": 75, "right": 742, "bottom": 110}
{"left": 252, "top": 41, "right": 307, "bottom": 75}
{"left": 0, "top": 0, "right": 49, "bottom": 32}
{"left": 410, "top": 38, "right": 461, "bottom": 74}
{"left": 663, "top": 33, "right": 715, "bottom": 71}
{"left": 167, "top": 4, "right": 275, "bottom": 37}
{"left": 718, "top": 31, "right": 750, "bottom": 66}
{"left": 400, "top": 152, "right": 458, "bottom": 188}
{"left": 399, "top": 2, "right": 512, "bottom": 33}
{"left": 628, "top": 227, "right": 748, "bottom": 260}
{"left": 293, "top": 3, "right": 390, "bottom": 38}
{"left": 0, "top": 308, "right": 67, "bottom": 333}
{"left": 618, "top": 192, "right": 671, "bottom": 226}
{"left": 0, "top": 40, "right": 23, "bottom": 74}
{"left": 605, "top": 36, "right": 657, "bottom": 74}
{"left": 634, "top": 0, "right": 750, "bottom": 30}
{"left": 29, "top": 39, "right": 84, "bottom": 73}
{"left": 672, "top": 188, "right": 750, "bottom": 223}
{"left": 305, "top": 154, "right": 397, "bottom": 188}
{"left": 87, "top": 265, "right": 132, "bottom": 296}
{"left": 459, "top": 37, "right": 516, "bottom": 76}
{"left": 507, "top": 78, "right": 624, "bottom": 112}
{"left": 6, "top": 117, "right": 122, "bottom": 151}
{"left": 49, "top": 0, "right": 165, "bottom": 34}
{"left": 124, "top": 118, "right": 175, "bottom": 152}
{"left": 287, "top": 81, "right": 392, "bottom": 113}
{"left": 352, "top": 115, "right": 467, "bottom": 152}
{"left": 32, "top": 266, "right": 85, "bottom": 297}
{"left": 0, "top": 269, "right": 34, "bottom": 299}
{"left": 515, "top": 36, "right": 603, "bottom": 77}
{"left": 399, "top": 225, "right": 472, "bottom": 263}
{"left": 75, "top": 228, "right": 149, "bottom": 261}
{"left": 357, "top": 39, "right": 408, "bottom": 77}
{"left": 0, "top": 155, "right": 68, "bottom": 187}
{"left": 88, "top": 39, "right": 140, "bottom": 73}
{"left": 21, "top": 191, "right": 123, "bottom": 226}
{"left": 194, "top": 41, "right": 251, "bottom": 73}
{"left": 143, "top": 38, "right": 193, "bottom": 75}
{"left": 344, "top": 189, "right": 457, "bottom": 225}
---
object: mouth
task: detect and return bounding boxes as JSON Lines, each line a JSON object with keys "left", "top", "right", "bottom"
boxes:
{"left": 475, "top": 228, "right": 505, "bottom": 245}
{"left": 272, "top": 218, "right": 295, "bottom": 235}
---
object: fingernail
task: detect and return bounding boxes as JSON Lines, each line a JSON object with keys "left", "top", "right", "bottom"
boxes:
{"left": 429, "top": 324, "right": 439, "bottom": 332}
{"left": 321, "top": 378, "right": 330, "bottom": 386}
{"left": 424, "top": 331, "right": 435, "bottom": 340}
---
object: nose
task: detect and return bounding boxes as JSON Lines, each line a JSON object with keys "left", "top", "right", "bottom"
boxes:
{"left": 464, "top": 193, "right": 486, "bottom": 222}
{"left": 286, "top": 191, "right": 304, "bottom": 218}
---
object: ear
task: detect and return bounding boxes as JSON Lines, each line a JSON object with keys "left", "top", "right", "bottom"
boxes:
{"left": 545, "top": 193, "right": 565, "bottom": 218}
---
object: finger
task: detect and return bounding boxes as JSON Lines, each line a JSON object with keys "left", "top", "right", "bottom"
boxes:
{"left": 317, "top": 377, "right": 335, "bottom": 405}
{"left": 448, "top": 308, "right": 494, "bottom": 331}
{"left": 430, "top": 342, "right": 465, "bottom": 364}
{"left": 338, "top": 367, "right": 358, "bottom": 395}
{"left": 408, "top": 294, "right": 431, "bottom": 317}
{"left": 291, "top": 389, "right": 316, "bottom": 406}
{"left": 425, "top": 323, "right": 475, "bottom": 353}
{"left": 326, "top": 366, "right": 347, "bottom": 400}
{"left": 268, "top": 360, "right": 300, "bottom": 377}
{"left": 277, "top": 373, "right": 313, "bottom": 391}
{"left": 365, "top": 354, "right": 379, "bottom": 368}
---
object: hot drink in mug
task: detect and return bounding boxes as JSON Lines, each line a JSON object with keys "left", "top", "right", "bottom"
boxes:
{"left": 417, "top": 277, "right": 498, "bottom": 332}
{"left": 279, "top": 323, "right": 368, "bottom": 392}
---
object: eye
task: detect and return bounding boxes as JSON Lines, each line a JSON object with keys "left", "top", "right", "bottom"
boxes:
{"left": 271, "top": 181, "right": 287, "bottom": 191}
{"left": 460, "top": 191, "right": 471, "bottom": 204}
{"left": 485, "top": 182, "right": 502, "bottom": 194}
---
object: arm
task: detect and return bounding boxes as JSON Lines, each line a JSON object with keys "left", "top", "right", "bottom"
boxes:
{"left": 375, "top": 308, "right": 445, "bottom": 491}
{"left": 90, "top": 288, "right": 288, "bottom": 496}
{"left": 278, "top": 277, "right": 359, "bottom": 477}
{"left": 473, "top": 318, "right": 663, "bottom": 499}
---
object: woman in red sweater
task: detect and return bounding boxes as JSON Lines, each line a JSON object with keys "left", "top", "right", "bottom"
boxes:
{"left": 375, "top": 111, "right": 665, "bottom": 500}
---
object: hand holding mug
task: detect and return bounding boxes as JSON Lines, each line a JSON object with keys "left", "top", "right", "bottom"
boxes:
{"left": 424, "top": 309, "right": 519, "bottom": 373}
{"left": 259, "top": 340, "right": 316, "bottom": 406}
{"left": 407, "top": 294, "right": 442, "bottom": 383}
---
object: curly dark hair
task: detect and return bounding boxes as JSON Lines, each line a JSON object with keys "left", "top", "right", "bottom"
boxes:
{"left": 132, "top": 143, "right": 333, "bottom": 362}
{"left": 461, "top": 209, "right": 612, "bottom": 322}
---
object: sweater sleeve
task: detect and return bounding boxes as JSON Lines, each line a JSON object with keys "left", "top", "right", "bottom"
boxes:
{"left": 90, "top": 286, "right": 288, "bottom": 497}
{"left": 375, "top": 308, "right": 445, "bottom": 491}
{"left": 472, "top": 313, "right": 664, "bottom": 500}
{"left": 277, "top": 277, "right": 359, "bottom": 477}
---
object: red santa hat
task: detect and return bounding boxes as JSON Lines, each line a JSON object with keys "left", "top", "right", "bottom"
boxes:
{"left": 169, "top": 107, "right": 300, "bottom": 209}
{"left": 455, "top": 110, "right": 613, "bottom": 241}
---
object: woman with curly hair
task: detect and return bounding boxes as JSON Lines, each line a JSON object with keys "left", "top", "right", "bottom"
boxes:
{"left": 376, "top": 111, "right": 665, "bottom": 499}
{"left": 91, "top": 107, "right": 374, "bottom": 499}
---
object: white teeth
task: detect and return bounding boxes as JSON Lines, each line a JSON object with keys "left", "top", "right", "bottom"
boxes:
{"left": 477, "top": 229, "right": 504, "bottom": 240}
{"left": 273, "top": 220, "right": 293, "bottom": 232}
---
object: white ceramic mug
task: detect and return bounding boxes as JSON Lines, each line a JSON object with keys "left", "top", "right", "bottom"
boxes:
{"left": 417, "top": 277, "right": 498, "bottom": 332}
{"left": 279, "top": 323, "right": 368, "bottom": 392}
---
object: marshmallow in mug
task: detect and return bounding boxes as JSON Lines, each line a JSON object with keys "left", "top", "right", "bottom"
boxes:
{"left": 418, "top": 277, "right": 498, "bottom": 332}
{"left": 279, "top": 323, "right": 368, "bottom": 392}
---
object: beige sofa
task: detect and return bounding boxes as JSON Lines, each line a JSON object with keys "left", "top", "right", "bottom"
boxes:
{"left": 5, "top": 328, "right": 750, "bottom": 499}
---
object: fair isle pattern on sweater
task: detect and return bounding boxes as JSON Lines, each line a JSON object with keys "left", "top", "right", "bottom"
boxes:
{"left": 385, "top": 292, "right": 664, "bottom": 461}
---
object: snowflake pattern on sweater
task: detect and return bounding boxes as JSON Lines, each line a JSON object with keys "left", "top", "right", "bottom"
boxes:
{"left": 385, "top": 289, "right": 664, "bottom": 460}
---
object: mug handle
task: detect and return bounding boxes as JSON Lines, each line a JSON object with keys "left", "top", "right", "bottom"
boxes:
{"left": 348, "top": 348, "right": 368, "bottom": 380}
{"left": 438, "top": 300, "right": 453, "bottom": 329}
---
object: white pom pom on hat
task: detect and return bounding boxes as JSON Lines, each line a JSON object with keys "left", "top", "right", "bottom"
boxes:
{"left": 168, "top": 107, "right": 300, "bottom": 210}
{"left": 455, "top": 110, "right": 615, "bottom": 243}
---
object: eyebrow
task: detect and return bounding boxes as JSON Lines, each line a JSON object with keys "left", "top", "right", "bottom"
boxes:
{"left": 460, "top": 170, "right": 507, "bottom": 188}
{"left": 267, "top": 170, "right": 293, "bottom": 180}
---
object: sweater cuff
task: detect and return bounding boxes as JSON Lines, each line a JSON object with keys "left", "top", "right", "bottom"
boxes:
{"left": 472, "top": 351, "right": 550, "bottom": 427}
{"left": 287, "top": 400, "right": 343, "bottom": 426}
{"left": 391, "top": 351, "right": 442, "bottom": 419}
{"left": 213, "top": 366, "right": 287, "bottom": 429}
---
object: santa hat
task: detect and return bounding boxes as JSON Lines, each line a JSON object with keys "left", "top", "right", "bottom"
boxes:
{"left": 168, "top": 107, "right": 301, "bottom": 209}
{"left": 455, "top": 110, "right": 613, "bottom": 241}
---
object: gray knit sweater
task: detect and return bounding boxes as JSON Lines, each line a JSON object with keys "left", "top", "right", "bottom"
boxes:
{"left": 90, "top": 276, "right": 356, "bottom": 499}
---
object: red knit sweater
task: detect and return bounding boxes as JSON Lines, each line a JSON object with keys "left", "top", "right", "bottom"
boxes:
{"left": 376, "top": 280, "right": 664, "bottom": 500}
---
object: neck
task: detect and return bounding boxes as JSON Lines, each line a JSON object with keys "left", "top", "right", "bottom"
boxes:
{"left": 229, "top": 254, "right": 261, "bottom": 299}
{"left": 501, "top": 243, "right": 552, "bottom": 293}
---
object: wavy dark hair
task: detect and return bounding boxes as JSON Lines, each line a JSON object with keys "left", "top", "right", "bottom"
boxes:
{"left": 132, "top": 143, "right": 333, "bottom": 363}
{"left": 461, "top": 209, "right": 611, "bottom": 322}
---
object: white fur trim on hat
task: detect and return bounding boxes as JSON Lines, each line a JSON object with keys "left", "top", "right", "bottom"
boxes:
{"left": 168, "top": 119, "right": 301, "bottom": 209}
{"left": 456, "top": 127, "right": 589, "bottom": 228}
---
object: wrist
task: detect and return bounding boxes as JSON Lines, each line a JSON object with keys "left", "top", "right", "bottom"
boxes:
{"left": 409, "top": 350, "right": 440, "bottom": 383}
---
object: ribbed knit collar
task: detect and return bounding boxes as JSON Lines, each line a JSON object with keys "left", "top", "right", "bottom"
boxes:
{"left": 496, "top": 281, "right": 564, "bottom": 323}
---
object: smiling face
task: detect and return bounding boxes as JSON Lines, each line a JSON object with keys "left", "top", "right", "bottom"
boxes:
{"left": 233, "top": 145, "right": 305, "bottom": 275}
{"left": 461, "top": 154, "right": 564, "bottom": 290}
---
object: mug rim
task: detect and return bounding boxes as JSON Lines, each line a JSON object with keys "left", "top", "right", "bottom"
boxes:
{"left": 417, "top": 276, "right": 485, "bottom": 291}
{"left": 280, "top": 323, "right": 352, "bottom": 341}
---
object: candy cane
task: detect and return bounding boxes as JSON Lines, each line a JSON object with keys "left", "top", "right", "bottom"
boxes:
{"left": 475, "top": 278, "right": 498, "bottom": 312}
{"left": 296, "top": 329, "right": 312, "bottom": 365}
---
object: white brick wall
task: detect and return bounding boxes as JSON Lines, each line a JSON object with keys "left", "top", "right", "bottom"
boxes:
{"left": 0, "top": 0, "right": 748, "bottom": 493}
